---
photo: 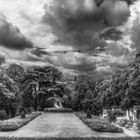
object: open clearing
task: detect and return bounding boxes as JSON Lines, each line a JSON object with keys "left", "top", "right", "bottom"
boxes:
{"left": 0, "top": 113, "right": 131, "bottom": 138}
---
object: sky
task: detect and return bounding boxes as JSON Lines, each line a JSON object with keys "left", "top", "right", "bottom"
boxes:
{"left": 0, "top": 0, "right": 139, "bottom": 77}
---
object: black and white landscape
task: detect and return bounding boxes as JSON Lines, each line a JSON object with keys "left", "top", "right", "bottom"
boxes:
{"left": 0, "top": 0, "right": 140, "bottom": 139}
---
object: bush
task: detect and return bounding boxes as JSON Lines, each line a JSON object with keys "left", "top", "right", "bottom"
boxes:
{"left": 26, "top": 107, "right": 34, "bottom": 114}
{"left": 0, "top": 112, "right": 41, "bottom": 131}
{"left": 46, "top": 99, "right": 55, "bottom": 108}
{"left": 108, "top": 111, "right": 116, "bottom": 122}
{"left": 86, "top": 110, "right": 92, "bottom": 118}
{"left": 0, "top": 110, "right": 7, "bottom": 120}
{"left": 135, "top": 121, "right": 140, "bottom": 133}
{"left": 21, "top": 111, "right": 26, "bottom": 118}
{"left": 125, "top": 121, "right": 133, "bottom": 129}
{"left": 82, "top": 99, "right": 92, "bottom": 112}
{"left": 17, "top": 106, "right": 24, "bottom": 115}
{"left": 117, "top": 119, "right": 128, "bottom": 127}
{"left": 44, "top": 108, "right": 73, "bottom": 113}
{"left": 114, "top": 110, "right": 126, "bottom": 117}
{"left": 76, "top": 112, "right": 123, "bottom": 133}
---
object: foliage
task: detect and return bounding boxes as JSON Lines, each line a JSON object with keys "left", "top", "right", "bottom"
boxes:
{"left": 86, "top": 110, "right": 92, "bottom": 119}
{"left": 0, "top": 56, "right": 5, "bottom": 66}
{"left": 0, "top": 112, "right": 41, "bottom": 131}
{"left": 0, "top": 110, "right": 7, "bottom": 120}
{"left": 136, "top": 121, "right": 140, "bottom": 133}
{"left": 6, "top": 64, "right": 24, "bottom": 82}
{"left": 108, "top": 111, "right": 116, "bottom": 122}
{"left": 0, "top": 56, "right": 66, "bottom": 118}
{"left": 19, "top": 66, "right": 66, "bottom": 111}
{"left": 117, "top": 119, "right": 128, "bottom": 127}
{"left": 72, "top": 75, "right": 96, "bottom": 112}
{"left": 99, "top": 58, "right": 140, "bottom": 110}
{"left": 76, "top": 112, "right": 123, "bottom": 133}
{"left": 0, "top": 71, "right": 19, "bottom": 118}
{"left": 21, "top": 111, "right": 26, "bottom": 118}
{"left": 66, "top": 56, "right": 140, "bottom": 116}
{"left": 44, "top": 108, "right": 73, "bottom": 113}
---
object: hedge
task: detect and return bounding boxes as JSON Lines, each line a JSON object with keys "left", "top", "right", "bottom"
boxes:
{"left": 0, "top": 112, "right": 41, "bottom": 131}
{"left": 75, "top": 112, "right": 123, "bottom": 133}
{"left": 44, "top": 108, "right": 73, "bottom": 113}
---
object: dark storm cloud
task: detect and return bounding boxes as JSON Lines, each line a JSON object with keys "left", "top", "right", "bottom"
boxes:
{"left": 43, "top": 0, "right": 130, "bottom": 53}
{"left": 100, "top": 28, "right": 122, "bottom": 41}
{"left": 123, "top": 0, "right": 137, "bottom": 5}
{"left": 0, "top": 16, "right": 33, "bottom": 50}
{"left": 64, "top": 62, "right": 96, "bottom": 74}
{"left": 31, "top": 48, "right": 51, "bottom": 57}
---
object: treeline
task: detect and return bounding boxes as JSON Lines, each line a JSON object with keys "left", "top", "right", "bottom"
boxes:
{"left": 0, "top": 57, "right": 67, "bottom": 119}
{"left": 66, "top": 56, "right": 140, "bottom": 115}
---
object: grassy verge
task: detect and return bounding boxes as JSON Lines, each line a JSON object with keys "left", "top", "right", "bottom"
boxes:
{"left": 0, "top": 112, "right": 41, "bottom": 131}
{"left": 76, "top": 112, "right": 123, "bottom": 133}
{"left": 44, "top": 108, "right": 73, "bottom": 113}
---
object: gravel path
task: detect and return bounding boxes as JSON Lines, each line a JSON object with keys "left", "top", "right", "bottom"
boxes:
{"left": 0, "top": 113, "right": 130, "bottom": 138}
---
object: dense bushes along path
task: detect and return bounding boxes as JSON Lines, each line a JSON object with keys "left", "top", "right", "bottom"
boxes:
{"left": 0, "top": 113, "right": 136, "bottom": 139}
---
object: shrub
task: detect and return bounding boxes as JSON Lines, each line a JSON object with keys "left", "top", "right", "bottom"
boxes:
{"left": 0, "top": 112, "right": 41, "bottom": 131}
{"left": 114, "top": 110, "right": 126, "bottom": 117}
{"left": 21, "top": 111, "right": 26, "bottom": 118}
{"left": 82, "top": 99, "right": 92, "bottom": 112}
{"left": 108, "top": 111, "right": 116, "bottom": 122}
{"left": 17, "top": 106, "right": 24, "bottom": 115}
{"left": 135, "top": 121, "right": 140, "bottom": 133}
{"left": 0, "top": 110, "right": 7, "bottom": 120}
{"left": 117, "top": 119, "right": 128, "bottom": 127}
{"left": 125, "top": 121, "right": 133, "bottom": 129}
{"left": 26, "top": 107, "right": 34, "bottom": 114}
{"left": 46, "top": 99, "right": 55, "bottom": 108}
{"left": 44, "top": 108, "right": 73, "bottom": 113}
{"left": 76, "top": 112, "right": 123, "bottom": 133}
{"left": 86, "top": 110, "right": 92, "bottom": 118}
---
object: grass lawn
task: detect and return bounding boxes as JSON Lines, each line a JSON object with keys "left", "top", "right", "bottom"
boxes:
{"left": 76, "top": 112, "right": 123, "bottom": 133}
{"left": 0, "top": 112, "right": 41, "bottom": 131}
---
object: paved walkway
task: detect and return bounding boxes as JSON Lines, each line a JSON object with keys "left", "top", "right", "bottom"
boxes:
{"left": 0, "top": 113, "right": 129, "bottom": 138}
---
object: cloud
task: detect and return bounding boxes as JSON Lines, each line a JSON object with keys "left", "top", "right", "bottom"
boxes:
{"left": 0, "top": 15, "right": 33, "bottom": 50}
{"left": 102, "top": 0, "right": 130, "bottom": 25}
{"left": 105, "top": 42, "right": 129, "bottom": 57}
{"left": 30, "top": 48, "right": 51, "bottom": 57}
{"left": 63, "top": 58, "right": 97, "bottom": 74}
{"left": 100, "top": 28, "right": 122, "bottom": 41}
{"left": 43, "top": 52, "right": 97, "bottom": 74}
{"left": 131, "top": 14, "right": 140, "bottom": 52}
{"left": 67, "top": 62, "right": 96, "bottom": 74}
{"left": 0, "top": 0, "right": 135, "bottom": 77}
{"left": 43, "top": 0, "right": 130, "bottom": 54}
{"left": 123, "top": 0, "right": 137, "bottom": 5}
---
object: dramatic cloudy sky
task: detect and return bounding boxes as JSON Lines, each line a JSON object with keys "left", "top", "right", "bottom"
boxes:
{"left": 0, "top": 0, "right": 139, "bottom": 76}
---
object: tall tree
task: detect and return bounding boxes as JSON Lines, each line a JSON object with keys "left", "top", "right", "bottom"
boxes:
{"left": 6, "top": 64, "right": 24, "bottom": 82}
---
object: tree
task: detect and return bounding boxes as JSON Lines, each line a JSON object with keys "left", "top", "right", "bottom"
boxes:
{"left": 0, "top": 56, "right": 5, "bottom": 66}
{"left": 72, "top": 75, "right": 96, "bottom": 112}
{"left": 6, "top": 64, "right": 24, "bottom": 82}
{"left": 19, "top": 66, "right": 64, "bottom": 111}
{"left": 0, "top": 74, "right": 19, "bottom": 117}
